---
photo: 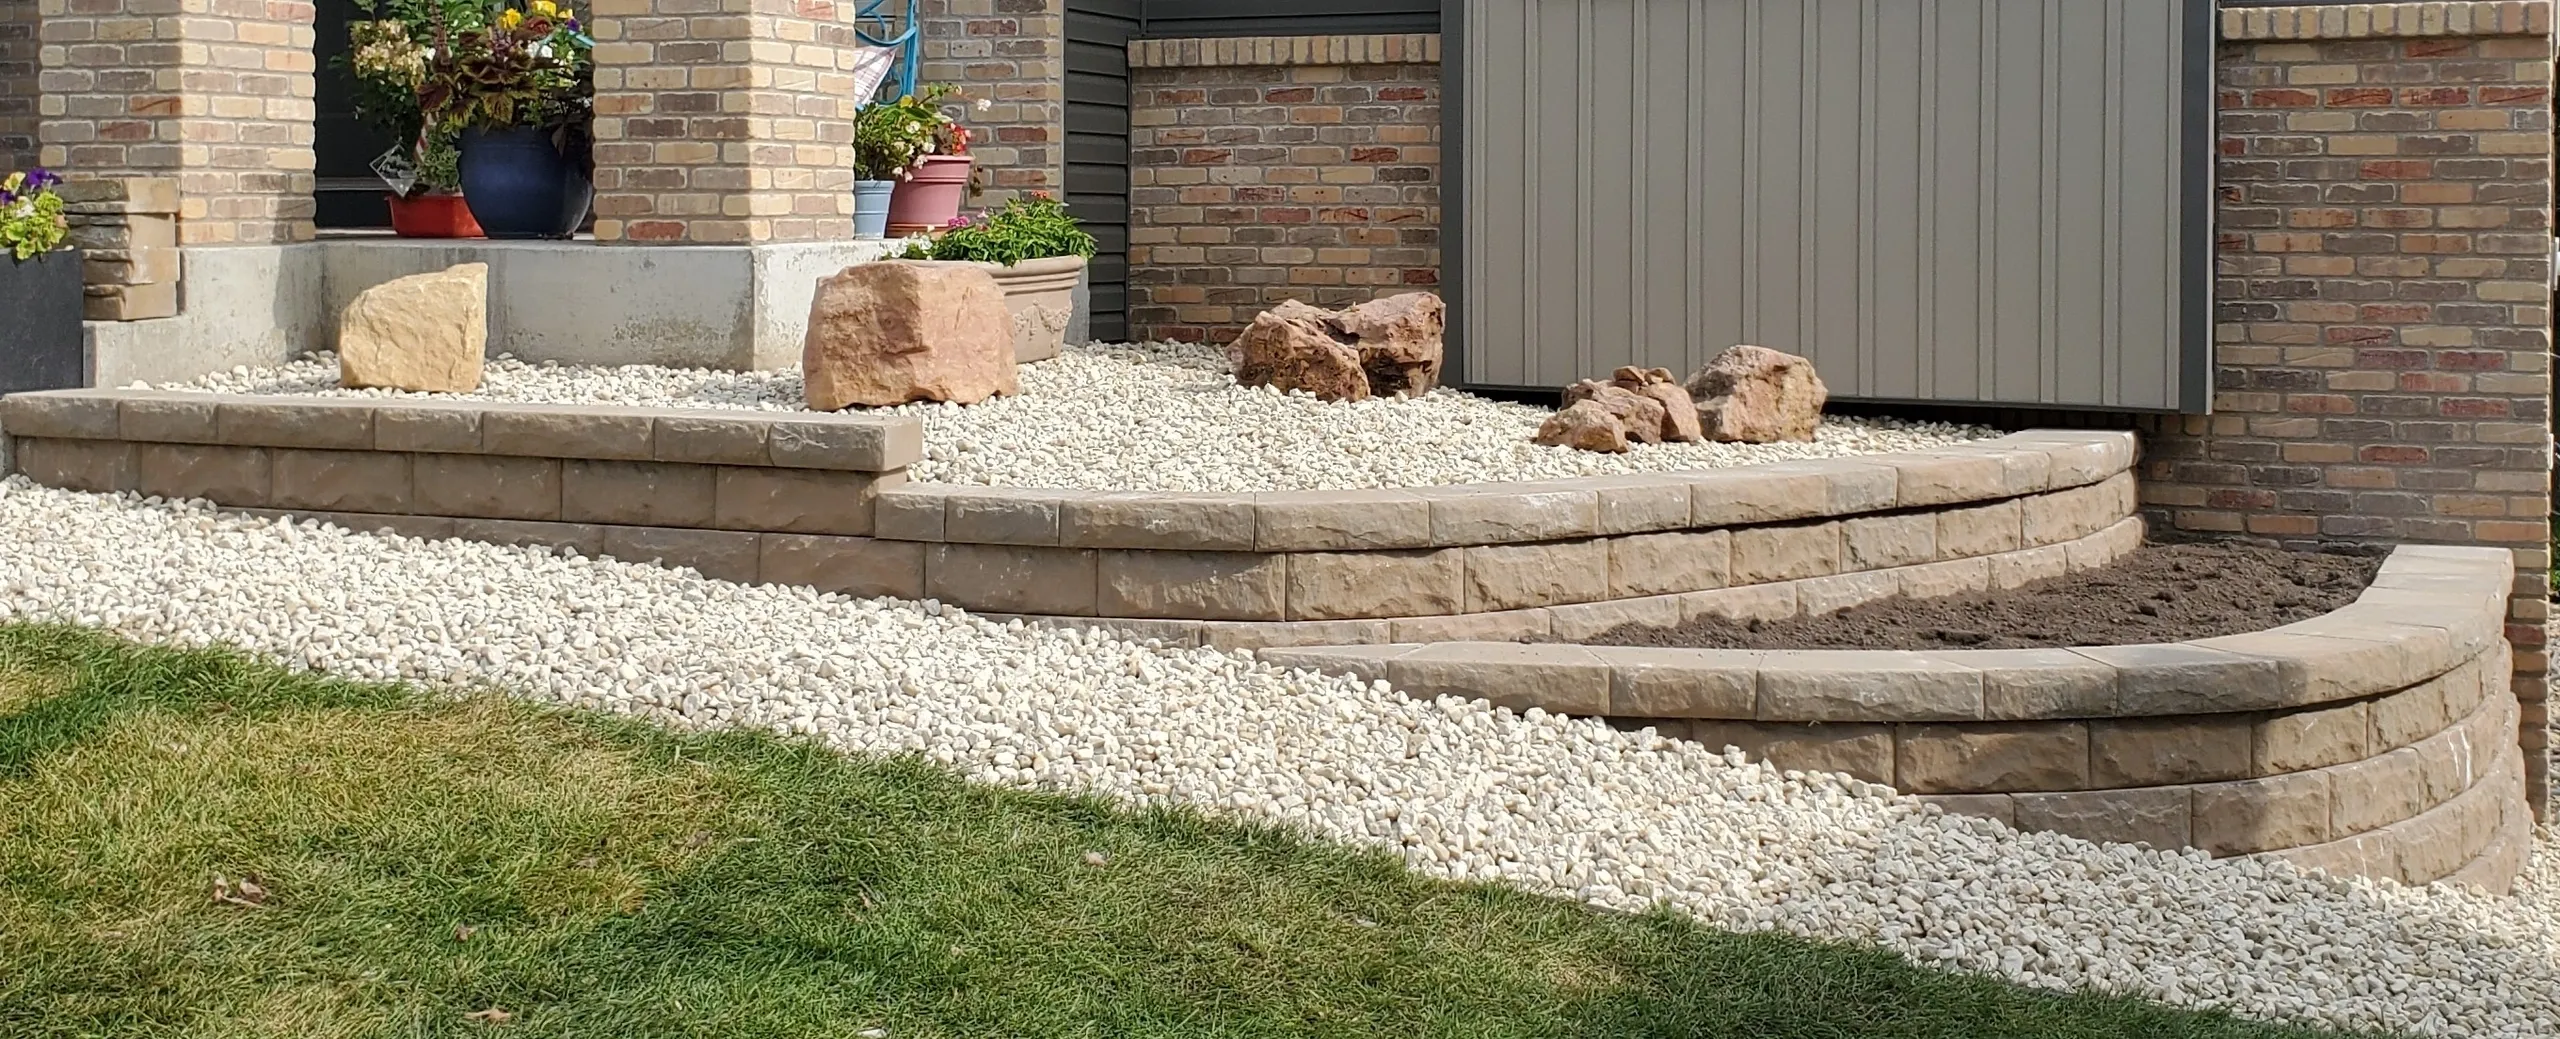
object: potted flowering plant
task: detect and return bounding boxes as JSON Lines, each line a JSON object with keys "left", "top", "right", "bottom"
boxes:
{"left": 344, "top": 0, "right": 480, "bottom": 237}
{"left": 853, "top": 84, "right": 984, "bottom": 236}
{"left": 0, "top": 168, "right": 81, "bottom": 394}
{"left": 896, "top": 193, "right": 1095, "bottom": 362}
{"left": 418, "top": 0, "right": 595, "bottom": 239}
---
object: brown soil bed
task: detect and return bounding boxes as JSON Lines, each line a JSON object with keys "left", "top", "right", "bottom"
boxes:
{"left": 1573, "top": 543, "right": 2383, "bottom": 651}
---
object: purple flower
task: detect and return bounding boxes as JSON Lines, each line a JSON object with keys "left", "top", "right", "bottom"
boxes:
{"left": 26, "top": 167, "right": 60, "bottom": 191}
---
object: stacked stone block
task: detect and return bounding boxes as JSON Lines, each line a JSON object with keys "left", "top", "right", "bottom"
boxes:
{"left": 1, "top": 0, "right": 36, "bottom": 172}
{"left": 1125, "top": 34, "right": 1440, "bottom": 344}
{"left": 588, "top": 0, "right": 890, "bottom": 243}
{"left": 2145, "top": 2, "right": 2555, "bottom": 811}
{"left": 34, "top": 0, "right": 316, "bottom": 244}
{"left": 914, "top": 0, "right": 1061, "bottom": 205}
{"left": 60, "top": 175, "right": 178, "bottom": 319}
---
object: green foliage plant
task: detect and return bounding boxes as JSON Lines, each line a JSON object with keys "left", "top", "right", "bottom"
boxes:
{"left": 0, "top": 169, "right": 68, "bottom": 261}
{"left": 928, "top": 194, "right": 1098, "bottom": 268}
{"left": 854, "top": 84, "right": 972, "bottom": 181}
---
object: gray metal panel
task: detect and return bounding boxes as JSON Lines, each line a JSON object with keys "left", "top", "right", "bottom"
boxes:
{"left": 1454, "top": 0, "right": 2211, "bottom": 411}
{"left": 1066, "top": 0, "right": 1141, "bottom": 342}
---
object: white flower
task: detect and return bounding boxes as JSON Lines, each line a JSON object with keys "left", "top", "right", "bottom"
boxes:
{"left": 973, "top": 97, "right": 991, "bottom": 112}
{"left": 527, "top": 41, "right": 551, "bottom": 58}
{"left": 905, "top": 121, "right": 920, "bottom": 134}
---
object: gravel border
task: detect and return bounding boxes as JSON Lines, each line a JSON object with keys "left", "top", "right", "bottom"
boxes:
{"left": 1, "top": 478, "right": 2554, "bottom": 1037}
{"left": 154, "top": 346, "right": 2000, "bottom": 492}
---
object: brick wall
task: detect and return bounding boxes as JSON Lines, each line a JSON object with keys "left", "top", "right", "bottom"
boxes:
{"left": 1125, "top": 34, "right": 1439, "bottom": 343}
{"left": 2147, "top": 1, "right": 2555, "bottom": 811}
{"left": 1, "top": 0, "right": 35, "bottom": 173}
{"left": 588, "top": 0, "right": 879, "bottom": 243}
{"left": 34, "top": 0, "right": 317, "bottom": 245}
{"left": 915, "top": 0, "right": 1061, "bottom": 205}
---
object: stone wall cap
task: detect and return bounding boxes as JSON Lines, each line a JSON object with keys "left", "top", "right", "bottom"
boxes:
{"left": 1245, "top": 545, "right": 2510, "bottom": 723}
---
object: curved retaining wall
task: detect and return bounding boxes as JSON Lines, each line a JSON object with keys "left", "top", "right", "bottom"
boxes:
{"left": 1255, "top": 546, "right": 2531, "bottom": 893}
{"left": 871, "top": 429, "right": 2140, "bottom": 647}
{"left": 1, "top": 390, "right": 2143, "bottom": 652}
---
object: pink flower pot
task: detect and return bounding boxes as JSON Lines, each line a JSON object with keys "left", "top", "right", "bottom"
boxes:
{"left": 886, "top": 154, "right": 973, "bottom": 236}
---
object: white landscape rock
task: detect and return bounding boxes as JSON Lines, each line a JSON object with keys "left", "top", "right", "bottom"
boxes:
{"left": 160, "top": 343, "right": 1991, "bottom": 492}
{"left": 0, "top": 477, "right": 2554, "bottom": 1039}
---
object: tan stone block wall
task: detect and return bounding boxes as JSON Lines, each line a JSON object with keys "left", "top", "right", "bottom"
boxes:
{"left": 1125, "top": 34, "right": 1440, "bottom": 343}
{"left": 1, "top": 0, "right": 37, "bottom": 172}
{"left": 916, "top": 0, "right": 1061, "bottom": 205}
{"left": 35, "top": 0, "right": 316, "bottom": 244}
{"left": 2148, "top": 10, "right": 2556, "bottom": 813}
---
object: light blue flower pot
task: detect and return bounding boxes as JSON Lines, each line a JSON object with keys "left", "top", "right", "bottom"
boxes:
{"left": 853, "top": 180, "right": 896, "bottom": 239}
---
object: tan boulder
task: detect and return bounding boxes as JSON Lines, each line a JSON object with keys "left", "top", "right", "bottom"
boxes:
{"left": 1534, "top": 399, "right": 1629, "bottom": 453}
{"left": 1337, "top": 292, "right": 1446, "bottom": 396}
{"left": 1227, "top": 292, "right": 1445, "bottom": 401}
{"left": 1227, "top": 300, "right": 1369, "bottom": 401}
{"left": 803, "top": 260, "right": 1017, "bottom": 410}
{"left": 1614, "top": 365, "right": 1705, "bottom": 443}
{"left": 338, "top": 262, "right": 488, "bottom": 393}
{"left": 1559, "top": 380, "right": 1669, "bottom": 445}
{"left": 1684, "top": 344, "right": 1828, "bottom": 443}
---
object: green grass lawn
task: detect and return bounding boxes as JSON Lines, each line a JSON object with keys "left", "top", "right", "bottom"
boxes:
{"left": 0, "top": 623, "right": 2380, "bottom": 1039}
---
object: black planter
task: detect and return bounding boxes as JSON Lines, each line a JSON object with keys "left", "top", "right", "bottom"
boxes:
{"left": 458, "top": 126, "right": 594, "bottom": 239}
{"left": 0, "top": 249, "right": 84, "bottom": 395}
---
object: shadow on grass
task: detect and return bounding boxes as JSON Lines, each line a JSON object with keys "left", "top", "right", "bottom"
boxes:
{"left": 0, "top": 623, "right": 2385, "bottom": 1039}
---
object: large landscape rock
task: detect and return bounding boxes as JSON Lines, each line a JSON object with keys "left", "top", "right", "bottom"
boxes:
{"left": 1533, "top": 400, "right": 1628, "bottom": 453}
{"left": 1559, "top": 380, "right": 1669, "bottom": 445}
{"left": 338, "top": 262, "right": 488, "bottom": 393}
{"left": 1684, "top": 344, "right": 1828, "bottom": 443}
{"left": 803, "top": 260, "right": 1017, "bottom": 410}
{"left": 1228, "top": 292, "right": 1445, "bottom": 401}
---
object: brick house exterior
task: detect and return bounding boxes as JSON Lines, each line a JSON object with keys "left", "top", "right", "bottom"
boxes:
{"left": 1, "top": 0, "right": 35, "bottom": 174}
{"left": 1123, "top": 34, "right": 1440, "bottom": 343}
{"left": 2143, "top": 3, "right": 2554, "bottom": 809}
{"left": 0, "top": 2, "right": 2550, "bottom": 810}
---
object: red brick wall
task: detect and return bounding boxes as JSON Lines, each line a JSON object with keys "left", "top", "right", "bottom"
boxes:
{"left": 2147, "top": 4, "right": 2554, "bottom": 811}
{"left": 1125, "top": 34, "right": 1439, "bottom": 343}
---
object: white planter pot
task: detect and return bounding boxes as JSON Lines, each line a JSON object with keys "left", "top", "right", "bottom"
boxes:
{"left": 961, "top": 254, "right": 1086, "bottom": 363}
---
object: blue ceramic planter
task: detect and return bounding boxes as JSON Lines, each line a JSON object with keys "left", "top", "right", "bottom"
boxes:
{"left": 458, "top": 126, "right": 593, "bottom": 239}
{"left": 853, "top": 180, "right": 896, "bottom": 239}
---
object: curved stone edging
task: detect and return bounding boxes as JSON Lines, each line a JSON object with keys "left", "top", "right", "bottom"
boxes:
{"left": 1251, "top": 545, "right": 2511, "bottom": 720}
{"left": 986, "top": 514, "right": 2147, "bottom": 650}
{"left": 874, "top": 429, "right": 2137, "bottom": 552}
{"left": 1248, "top": 543, "right": 2528, "bottom": 891}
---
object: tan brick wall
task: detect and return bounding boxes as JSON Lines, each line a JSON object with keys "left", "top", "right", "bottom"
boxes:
{"left": 915, "top": 0, "right": 1061, "bottom": 204}
{"left": 1124, "top": 34, "right": 1439, "bottom": 344}
{"left": 2149, "top": 3, "right": 2554, "bottom": 811}
{"left": 35, "top": 0, "right": 316, "bottom": 244}
{"left": 588, "top": 0, "right": 879, "bottom": 243}
{"left": 1, "top": 0, "right": 37, "bottom": 173}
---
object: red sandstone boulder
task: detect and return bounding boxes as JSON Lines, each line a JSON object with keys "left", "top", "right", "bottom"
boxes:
{"left": 1560, "top": 379, "right": 1669, "bottom": 445}
{"left": 1683, "top": 344, "right": 1827, "bottom": 443}
{"left": 1336, "top": 292, "right": 1446, "bottom": 396}
{"left": 802, "top": 261, "right": 1018, "bottom": 410}
{"left": 1534, "top": 399, "right": 1629, "bottom": 453}
{"left": 1566, "top": 365, "right": 1703, "bottom": 444}
{"left": 1227, "top": 292, "right": 1446, "bottom": 401}
{"left": 1227, "top": 300, "right": 1370, "bottom": 401}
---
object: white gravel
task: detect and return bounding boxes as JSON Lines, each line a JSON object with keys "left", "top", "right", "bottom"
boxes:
{"left": 0, "top": 480, "right": 2554, "bottom": 1035}
{"left": 156, "top": 345, "right": 1997, "bottom": 492}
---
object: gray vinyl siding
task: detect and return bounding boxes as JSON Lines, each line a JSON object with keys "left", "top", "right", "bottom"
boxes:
{"left": 1066, "top": 0, "right": 1142, "bottom": 342}
{"left": 1449, "top": 0, "right": 2213, "bottom": 411}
